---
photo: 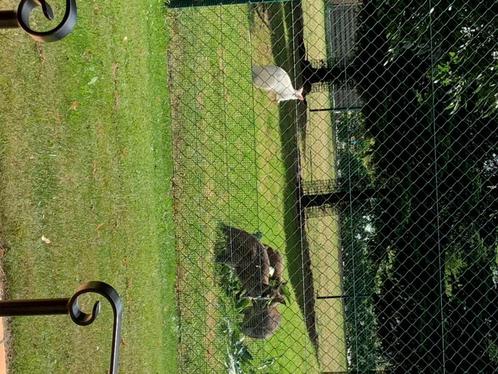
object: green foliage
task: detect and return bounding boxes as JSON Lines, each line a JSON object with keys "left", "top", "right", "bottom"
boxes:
{"left": 339, "top": 206, "right": 379, "bottom": 371}
{"left": 489, "top": 341, "right": 498, "bottom": 364}
{"left": 222, "top": 319, "right": 278, "bottom": 374}
{"left": 334, "top": 113, "right": 380, "bottom": 371}
{"left": 354, "top": 0, "right": 497, "bottom": 370}
{"left": 374, "top": 247, "right": 396, "bottom": 291}
{"left": 444, "top": 249, "right": 467, "bottom": 299}
{"left": 381, "top": 0, "right": 497, "bottom": 117}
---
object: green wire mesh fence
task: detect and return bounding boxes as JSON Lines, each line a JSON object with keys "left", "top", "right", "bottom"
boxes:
{"left": 166, "top": 0, "right": 497, "bottom": 372}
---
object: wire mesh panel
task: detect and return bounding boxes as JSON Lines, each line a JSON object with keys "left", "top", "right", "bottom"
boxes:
{"left": 326, "top": 1, "right": 360, "bottom": 66}
{"left": 326, "top": 1, "right": 363, "bottom": 109}
{"left": 166, "top": 0, "right": 497, "bottom": 372}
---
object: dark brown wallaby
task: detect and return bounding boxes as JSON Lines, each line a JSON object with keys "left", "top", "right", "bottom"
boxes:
{"left": 218, "top": 226, "right": 271, "bottom": 298}
{"left": 241, "top": 300, "right": 281, "bottom": 339}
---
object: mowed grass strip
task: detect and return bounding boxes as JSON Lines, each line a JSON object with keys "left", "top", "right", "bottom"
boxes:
{"left": 0, "top": 1, "right": 175, "bottom": 373}
{"left": 298, "top": 1, "right": 346, "bottom": 371}
{"left": 168, "top": 5, "right": 318, "bottom": 373}
{"left": 306, "top": 213, "right": 347, "bottom": 371}
{"left": 300, "top": 0, "right": 336, "bottom": 185}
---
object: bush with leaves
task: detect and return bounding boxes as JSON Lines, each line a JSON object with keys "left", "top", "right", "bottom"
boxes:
{"left": 216, "top": 263, "right": 284, "bottom": 373}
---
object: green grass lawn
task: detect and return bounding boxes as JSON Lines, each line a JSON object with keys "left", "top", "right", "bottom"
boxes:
{"left": 0, "top": 1, "right": 176, "bottom": 373}
{"left": 168, "top": 4, "right": 319, "bottom": 373}
{"left": 299, "top": 0, "right": 346, "bottom": 371}
{"left": 0, "top": 0, "right": 343, "bottom": 372}
{"left": 305, "top": 212, "right": 346, "bottom": 371}
{"left": 300, "top": 0, "right": 336, "bottom": 186}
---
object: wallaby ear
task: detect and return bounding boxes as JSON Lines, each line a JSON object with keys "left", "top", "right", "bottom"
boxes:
{"left": 296, "top": 87, "right": 304, "bottom": 101}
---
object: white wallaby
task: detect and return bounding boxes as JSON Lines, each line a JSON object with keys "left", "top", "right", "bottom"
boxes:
{"left": 252, "top": 65, "right": 304, "bottom": 102}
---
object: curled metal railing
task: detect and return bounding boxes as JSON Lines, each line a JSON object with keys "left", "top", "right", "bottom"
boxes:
{"left": 0, "top": 281, "right": 123, "bottom": 374}
{"left": 0, "top": 0, "right": 77, "bottom": 42}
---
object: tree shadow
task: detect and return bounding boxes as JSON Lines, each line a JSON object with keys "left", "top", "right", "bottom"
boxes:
{"left": 255, "top": 2, "right": 319, "bottom": 352}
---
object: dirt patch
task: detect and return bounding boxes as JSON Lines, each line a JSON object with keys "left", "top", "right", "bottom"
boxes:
{"left": 204, "top": 288, "right": 219, "bottom": 367}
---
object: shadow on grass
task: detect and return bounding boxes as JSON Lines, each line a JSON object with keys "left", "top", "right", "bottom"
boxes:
{"left": 257, "top": 2, "right": 318, "bottom": 351}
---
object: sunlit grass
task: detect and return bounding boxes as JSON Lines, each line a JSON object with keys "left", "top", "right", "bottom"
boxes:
{"left": 168, "top": 4, "right": 319, "bottom": 373}
{"left": 0, "top": 1, "right": 176, "bottom": 373}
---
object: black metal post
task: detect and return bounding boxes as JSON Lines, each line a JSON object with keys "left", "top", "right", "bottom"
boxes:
{"left": 0, "top": 10, "right": 18, "bottom": 28}
{"left": 169, "top": 0, "right": 292, "bottom": 8}
{"left": 309, "top": 106, "right": 361, "bottom": 113}
{"left": 301, "top": 188, "right": 389, "bottom": 208}
{"left": 317, "top": 294, "right": 372, "bottom": 299}
{"left": 0, "top": 0, "right": 77, "bottom": 42}
{"left": 0, "top": 298, "right": 69, "bottom": 316}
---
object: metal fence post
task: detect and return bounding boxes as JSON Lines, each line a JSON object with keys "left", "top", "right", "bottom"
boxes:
{"left": 168, "top": 0, "right": 292, "bottom": 8}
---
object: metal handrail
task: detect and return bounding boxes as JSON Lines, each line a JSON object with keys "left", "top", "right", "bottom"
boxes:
{"left": 0, "top": 0, "right": 77, "bottom": 42}
{"left": 0, "top": 281, "right": 123, "bottom": 374}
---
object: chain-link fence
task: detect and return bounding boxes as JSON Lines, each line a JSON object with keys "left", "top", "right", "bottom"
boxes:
{"left": 166, "top": 0, "right": 497, "bottom": 372}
